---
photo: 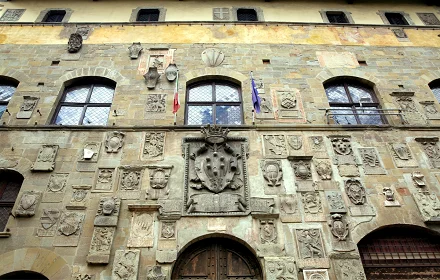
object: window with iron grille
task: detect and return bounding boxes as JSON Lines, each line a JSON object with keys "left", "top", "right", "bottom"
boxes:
{"left": 430, "top": 81, "right": 440, "bottom": 103}
{"left": 53, "top": 78, "right": 116, "bottom": 125}
{"left": 385, "top": 12, "right": 409, "bottom": 25}
{"left": 325, "top": 80, "right": 384, "bottom": 125}
{"left": 137, "top": 9, "right": 160, "bottom": 22}
{"left": 0, "top": 81, "right": 18, "bottom": 118}
{"left": 42, "top": 10, "right": 66, "bottom": 23}
{"left": 0, "top": 171, "right": 23, "bottom": 232}
{"left": 326, "top": 11, "right": 349, "bottom": 24}
{"left": 237, "top": 9, "right": 258, "bottom": 21}
{"left": 185, "top": 81, "right": 243, "bottom": 125}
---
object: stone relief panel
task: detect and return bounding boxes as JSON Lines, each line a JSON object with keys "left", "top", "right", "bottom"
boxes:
{"left": 160, "top": 221, "right": 176, "bottom": 239}
{"left": 145, "top": 94, "right": 166, "bottom": 119}
{"left": 391, "top": 93, "right": 427, "bottom": 125}
{"left": 332, "top": 258, "right": 367, "bottom": 280}
{"left": 158, "top": 199, "right": 182, "bottom": 220}
{"left": 328, "top": 214, "right": 356, "bottom": 252}
{"left": 265, "top": 257, "right": 297, "bottom": 280}
{"left": 358, "top": 148, "right": 386, "bottom": 175}
{"left": 94, "top": 197, "right": 121, "bottom": 226}
{"left": 383, "top": 186, "right": 400, "bottom": 207}
{"left": 71, "top": 273, "right": 94, "bottom": 280}
{"left": 291, "top": 157, "right": 315, "bottom": 191}
{"left": 128, "top": 212, "right": 155, "bottom": 247}
{"left": 17, "top": 96, "right": 38, "bottom": 119}
{"left": 87, "top": 227, "right": 116, "bottom": 264}
{"left": 143, "top": 132, "right": 165, "bottom": 160}
{"left": 93, "top": 168, "right": 116, "bottom": 192}
{"left": 325, "top": 191, "right": 347, "bottom": 214}
{"left": 15, "top": 191, "right": 41, "bottom": 217}
{"left": 415, "top": 137, "right": 440, "bottom": 168}
{"left": 118, "top": 166, "right": 144, "bottom": 200}
{"left": 279, "top": 195, "right": 301, "bottom": 223}
{"left": 345, "top": 179, "right": 375, "bottom": 217}
{"left": 250, "top": 197, "right": 275, "bottom": 216}
{"left": 138, "top": 49, "right": 175, "bottom": 76}
{"left": 308, "top": 136, "right": 328, "bottom": 159}
{"left": 147, "top": 266, "right": 167, "bottom": 280}
{"left": 183, "top": 125, "right": 249, "bottom": 216}
{"left": 388, "top": 143, "right": 418, "bottom": 168}
{"left": 295, "top": 229, "right": 329, "bottom": 268}
{"left": 314, "top": 160, "right": 332, "bottom": 180}
{"left": 329, "top": 136, "right": 357, "bottom": 172}
{"left": 105, "top": 131, "right": 125, "bottom": 153}
{"left": 259, "top": 219, "right": 277, "bottom": 244}
{"left": 261, "top": 160, "right": 285, "bottom": 195}
{"left": 275, "top": 89, "right": 306, "bottom": 122}
{"left": 146, "top": 165, "right": 173, "bottom": 200}
{"left": 411, "top": 171, "right": 426, "bottom": 188}
{"left": 288, "top": 135, "right": 304, "bottom": 156}
{"left": 412, "top": 189, "right": 440, "bottom": 222}
{"left": 112, "top": 250, "right": 140, "bottom": 280}
{"left": 0, "top": 9, "right": 25, "bottom": 21}
{"left": 262, "top": 135, "right": 288, "bottom": 158}
{"left": 77, "top": 142, "right": 101, "bottom": 172}
{"left": 303, "top": 269, "right": 329, "bottom": 280}
{"left": 31, "top": 145, "right": 58, "bottom": 171}
{"left": 37, "top": 208, "right": 61, "bottom": 237}
{"left": 43, "top": 173, "right": 69, "bottom": 203}
{"left": 256, "top": 96, "right": 275, "bottom": 120}
{"left": 201, "top": 48, "right": 224, "bottom": 67}
{"left": 66, "top": 185, "right": 91, "bottom": 210}
{"left": 53, "top": 212, "right": 85, "bottom": 246}
{"left": 420, "top": 101, "right": 440, "bottom": 120}
{"left": 302, "top": 191, "right": 326, "bottom": 222}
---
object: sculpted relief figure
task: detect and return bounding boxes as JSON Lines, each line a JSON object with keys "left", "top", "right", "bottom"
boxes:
{"left": 296, "top": 229, "right": 324, "bottom": 259}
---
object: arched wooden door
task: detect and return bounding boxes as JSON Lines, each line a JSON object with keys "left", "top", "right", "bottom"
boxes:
{"left": 172, "top": 237, "right": 263, "bottom": 280}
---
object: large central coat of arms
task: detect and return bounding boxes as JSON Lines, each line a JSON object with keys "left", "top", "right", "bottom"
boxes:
{"left": 182, "top": 125, "right": 249, "bottom": 216}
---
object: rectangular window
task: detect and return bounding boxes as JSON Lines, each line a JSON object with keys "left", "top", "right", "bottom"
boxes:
{"left": 137, "top": 9, "right": 160, "bottom": 22}
{"left": 43, "top": 10, "right": 66, "bottom": 22}
{"left": 326, "top": 11, "right": 349, "bottom": 24}
{"left": 237, "top": 9, "right": 258, "bottom": 21}
{"left": 385, "top": 13, "right": 409, "bottom": 25}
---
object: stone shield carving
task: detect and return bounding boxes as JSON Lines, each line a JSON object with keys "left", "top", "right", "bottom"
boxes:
{"left": 112, "top": 250, "right": 140, "bottom": 280}
{"left": 329, "top": 214, "right": 348, "bottom": 241}
{"left": 15, "top": 191, "right": 41, "bottom": 217}
{"left": 261, "top": 160, "right": 283, "bottom": 187}
{"left": 183, "top": 125, "right": 249, "bottom": 216}
{"left": 68, "top": 33, "right": 83, "bottom": 53}
{"left": 105, "top": 131, "right": 125, "bottom": 153}
{"left": 58, "top": 212, "right": 84, "bottom": 236}
{"left": 345, "top": 179, "right": 366, "bottom": 205}
{"left": 201, "top": 48, "right": 224, "bottom": 67}
{"left": 288, "top": 135, "right": 303, "bottom": 150}
{"left": 128, "top": 42, "right": 143, "bottom": 59}
{"left": 259, "top": 219, "right": 277, "bottom": 244}
{"left": 32, "top": 145, "right": 59, "bottom": 171}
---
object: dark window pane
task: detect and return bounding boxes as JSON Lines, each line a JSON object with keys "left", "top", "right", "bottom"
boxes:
{"left": 237, "top": 9, "right": 258, "bottom": 21}
{"left": 188, "top": 85, "right": 213, "bottom": 102}
{"left": 385, "top": 13, "right": 409, "bottom": 25}
{"left": 137, "top": 9, "right": 160, "bottom": 22}
{"left": 90, "top": 85, "right": 114, "bottom": 104}
{"left": 347, "top": 85, "right": 374, "bottom": 103}
{"left": 0, "top": 85, "right": 16, "bottom": 102}
{"left": 330, "top": 107, "right": 357, "bottom": 125}
{"left": 431, "top": 86, "right": 440, "bottom": 103}
{"left": 83, "top": 107, "right": 110, "bottom": 125}
{"left": 187, "top": 105, "right": 213, "bottom": 125}
{"left": 327, "top": 12, "right": 349, "bottom": 24}
{"left": 0, "top": 181, "right": 21, "bottom": 202}
{"left": 325, "top": 85, "right": 349, "bottom": 103}
{"left": 0, "top": 105, "right": 6, "bottom": 118}
{"left": 64, "top": 85, "right": 90, "bottom": 103}
{"left": 216, "top": 85, "right": 240, "bottom": 102}
{"left": 43, "top": 10, "right": 66, "bottom": 23}
{"left": 55, "top": 106, "right": 83, "bottom": 125}
{"left": 357, "top": 107, "right": 384, "bottom": 125}
{"left": 216, "top": 105, "right": 242, "bottom": 125}
{"left": 0, "top": 206, "right": 12, "bottom": 231}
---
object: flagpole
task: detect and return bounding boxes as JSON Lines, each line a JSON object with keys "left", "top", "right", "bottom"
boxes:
{"left": 173, "top": 70, "right": 179, "bottom": 126}
{"left": 250, "top": 71, "right": 255, "bottom": 125}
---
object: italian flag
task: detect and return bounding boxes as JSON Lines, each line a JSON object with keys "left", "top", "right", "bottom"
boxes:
{"left": 172, "top": 71, "right": 180, "bottom": 114}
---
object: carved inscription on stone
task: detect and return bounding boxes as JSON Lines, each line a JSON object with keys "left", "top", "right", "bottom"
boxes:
{"left": 128, "top": 212, "right": 155, "bottom": 247}
{"left": 391, "top": 93, "right": 427, "bottom": 125}
{"left": 412, "top": 189, "right": 440, "bottom": 222}
{"left": 296, "top": 229, "right": 329, "bottom": 268}
{"left": 265, "top": 258, "right": 297, "bottom": 280}
{"left": 144, "top": 132, "right": 165, "bottom": 159}
{"left": 303, "top": 269, "right": 329, "bottom": 280}
{"left": 315, "top": 160, "right": 332, "bottom": 180}
{"left": 93, "top": 168, "right": 115, "bottom": 192}
{"left": 112, "top": 250, "right": 140, "bottom": 280}
{"left": 43, "top": 173, "right": 69, "bottom": 202}
{"left": 415, "top": 137, "right": 440, "bottom": 168}
{"left": 325, "top": 191, "right": 347, "bottom": 214}
{"left": 146, "top": 165, "right": 173, "bottom": 200}
{"left": 53, "top": 212, "right": 85, "bottom": 246}
{"left": 15, "top": 191, "right": 41, "bottom": 217}
{"left": 37, "top": 208, "right": 61, "bottom": 236}
{"left": 279, "top": 195, "right": 301, "bottom": 223}
{"left": 262, "top": 135, "right": 288, "bottom": 158}
{"left": 420, "top": 101, "right": 440, "bottom": 120}
{"left": 160, "top": 221, "right": 176, "bottom": 239}
{"left": 118, "top": 166, "right": 143, "bottom": 200}
{"left": 94, "top": 197, "right": 121, "bottom": 226}
{"left": 17, "top": 96, "right": 38, "bottom": 119}
{"left": 333, "top": 259, "right": 367, "bottom": 280}
{"left": 87, "top": 227, "right": 116, "bottom": 264}
{"left": 359, "top": 148, "right": 386, "bottom": 175}
{"left": 105, "top": 131, "right": 125, "bottom": 153}
{"left": 302, "top": 192, "right": 325, "bottom": 222}
{"left": 145, "top": 94, "right": 166, "bottom": 114}
{"left": 388, "top": 143, "right": 418, "bottom": 168}
{"left": 32, "top": 145, "right": 58, "bottom": 171}
{"left": 259, "top": 219, "right": 277, "bottom": 244}
{"left": 183, "top": 125, "right": 249, "bottom": 216}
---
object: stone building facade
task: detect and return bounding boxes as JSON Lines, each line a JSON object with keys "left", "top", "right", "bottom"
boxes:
{"left": 1, "top": 1, "right": 440, "bottom": 279}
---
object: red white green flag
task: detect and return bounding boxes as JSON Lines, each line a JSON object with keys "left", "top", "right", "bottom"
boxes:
{"left": 173, "top": 71, "right": 180, "bottom": 114}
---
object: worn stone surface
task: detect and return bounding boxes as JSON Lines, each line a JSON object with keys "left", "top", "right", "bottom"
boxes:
{"left": 15, "top": 191, "right": 41, "bottom": 217}
{"left": 53, "top": 212, "right": 85, "bottom": 247}
{"left": 31, "top": 145, "right": 58, "bottom": 171}
{"left": 127, "top": 212, "right": 155, "bottom": 247}
{"left": 112, "top": 250, "right": 140, "bottom": 280}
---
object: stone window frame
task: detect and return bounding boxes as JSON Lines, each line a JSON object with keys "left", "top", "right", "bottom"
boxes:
{"left": 377, "top": 10, "right": 414, "bottom": 25}
{"left": 35, "top": 8, "right": 73, "bottom": 23}
{"left": 129, "top": 7, "right": 166, "bottom": 22}
{"left": 231, "top": 7, "right": 264, "bottom": 22}
{"left": 0, "top": 170, "right": 24, "bottom": 238}
{"left": 429, "top": 80, "right": 440, "bottom": 103}
{"left": 320, "top": 9, "right": 355, "bottom": 24}
{"left": 0, "top": 9, "right": 26, "bottom": 22}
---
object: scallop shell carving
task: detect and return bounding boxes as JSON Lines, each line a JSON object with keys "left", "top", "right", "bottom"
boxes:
{"left": 201, "top": 48, "right": 225, "bottom": 67}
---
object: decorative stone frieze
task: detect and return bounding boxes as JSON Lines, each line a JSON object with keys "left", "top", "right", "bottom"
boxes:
{"left": 128, "top": 42, "right": 143, "bottom": 59}
{"left": 262, "top": 134, "right": 288, "bottom": 158}
{"left": 325, "top": 191, "right": 347, "bottom": 214}
{"left": 358, "top": 148, "right": 386, "bottom": 175}
{"left": 128, "top": 212, "right": 155, "bottom": 247}
{"left": 420, "top": 101, "right": 440, "bottom": 120}
{"left": 295, "top": 228, "right": 329, "bottom": 268}
{"left": 87, "top": 227, "right": 116, "bottom": 264}
{"left": 303, "top": 269, "right": 329, "bottom": 280}
{"left": 415, "top": 137, "right": 440, "bottom": 168}
{"left": 388, "top": 142, "right": 418, "bottom": 168}
{"left": 259, "top": 219, "right": 277, "bottom": 244}
{"left": 143, "top": 132, "right": 165, "bottom": 160}
{"left": 94, "top": 197, "right": 121, "bottom": 226}
{"left": 105, "top": 131, "right": 125, "bottom": 153}
{"left": 391, "top": 92, "right": 427, "bottom": 125}
{"left": 261, "top": 160, "right": 284, "bottom": 194}
{"left": 53, "top": 212, "right": 85, "bottom": 246}
{"left": 93, "top": 168, "right": 116, "bottom": 192}
{"left": 250, "top": 197, "right": 275, "bottom": 216}
{"left": 112, "top": 250, "right": 140, "bottom": 280}
{"left": 66, "top": 185, "right": 91, "bottom": 210}
{"left": 43, "top": 173, "right": 69, "bottom": 203}
{"left": 279, "top": 195, "right": 301, "bottom": 223}
{"left": 302, "top": 191, "right": 326, "bottom": 222}
{"left": 182, "top": 125, "right": 249, "bottom": 216}
{"left": 160, "top": 221, "right": 176, "bottom": 239}
{"left": 68, "top": 33, "right": 83, "bottom": 53}
{"left": 37, "top": 208, "right": 61, "bottom": 237}
{"left": 265, "top": 257, "right": 297, "bottom": 280}
{"left": 17, "top": 96, "right": 38, "bottom": 119}
{"left": 15, "top": 191, "right": 41, "bottom": 217}
{"left": 328, "top": 214, "right": 356, "bottom": 252}
{"left": 201, "top": 48, "right": 225, "bottom": 67}
{"left": 146, "top": 165, "right": 173, "bottom": 200}
{"left": 31, "top": 145, "right": 58, "bottom": 171}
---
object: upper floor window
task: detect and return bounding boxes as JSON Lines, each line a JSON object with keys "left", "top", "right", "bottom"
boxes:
{"left": 325, "top": 80, "right": 384, "bottom": 125}
{"left": 53, "top": 78, "right": 116, "bottom": 125}
{"left": 237, "top": 9, "right": 258, "bottom": 21}
{"left": 43, "top": 10, "right": 66, "bottom": 23}
{"left": 185, "top": 81, "right": 243, "bottom": 125}
{"left": 0, "top": 79, "right": 18, "bottom": 118}
{"left": 0, "top": 170, "right": 23, "bottom": 232}
{"left": 385, "top": 12, "right": 409, "bottom": 25}
{"left": 137, "top": 9, "right": 160, "bottom": 22}
{"left": 326, "top": 11, "right": 349, "bottom": 24}
{"left": 429, "top": 80, "right": 440, "bottom": 103}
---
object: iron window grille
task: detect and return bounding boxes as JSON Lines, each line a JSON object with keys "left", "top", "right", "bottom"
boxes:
{"left": 324, "top": 81, "right": 385, "bottom": 125}
{"left": 185, "top": 81, "right": 243, "bottom": 126}
{"left": 385, "top": 12, "right": 409, "bottom": 25}
{"left": 237, "top": 9, "right": 258, "bottom": 21}
{"left": 42, "top": 10, "right": 66, "bottom": 23}
{"left": 0, "top": 171, "right": 23, "bottom": 232}
{"left": 429, "top": 82, "right": 440, "bottom": 103}
{"left": 53, "top": 80, "right": 115, "bottom": 126}
{"left": 0, "top": 82, "right": 17, "bottom": 118}
{"left": 326, "top": 11, "right": 349, "bottom": 24}
{"left": 137, "top": 9, "right": 160, "bottom": 22}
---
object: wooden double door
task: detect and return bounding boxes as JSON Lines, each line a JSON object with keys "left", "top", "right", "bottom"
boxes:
{"left": 172, "top": 238, "right": 263, "bottom": 280}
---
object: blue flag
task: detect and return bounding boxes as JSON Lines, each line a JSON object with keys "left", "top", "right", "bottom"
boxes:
{"left": 251, "top": 75, "right": 261, "bottom": 114}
